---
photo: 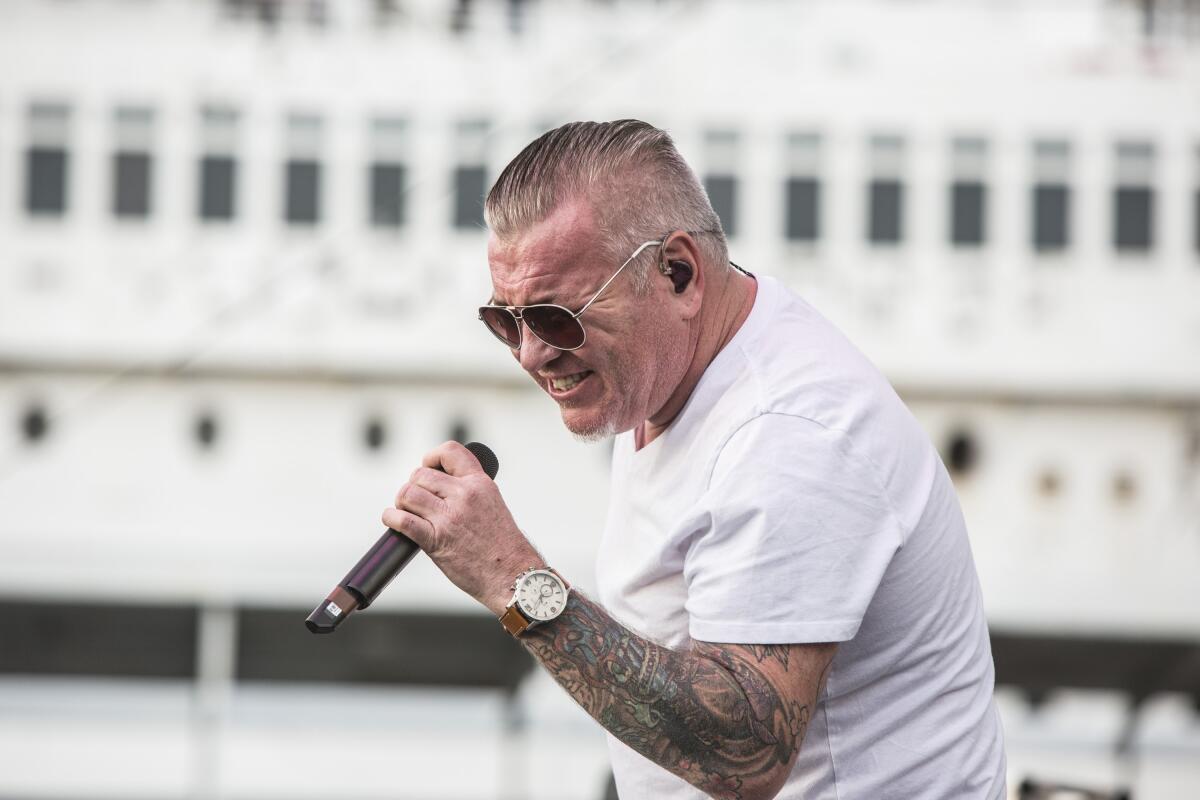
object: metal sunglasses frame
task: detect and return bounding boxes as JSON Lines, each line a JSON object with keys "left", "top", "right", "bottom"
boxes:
{"left": 477, "top": 238, "right": 664, "bottom": 352}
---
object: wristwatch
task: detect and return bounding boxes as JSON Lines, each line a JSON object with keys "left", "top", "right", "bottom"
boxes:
{"left": 499, "top": 567, "right": 570, "bottom": 637}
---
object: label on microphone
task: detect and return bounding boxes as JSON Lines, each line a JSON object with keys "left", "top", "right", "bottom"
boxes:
{"left": 325, "top": 601, "right": 343, "bottom": 617}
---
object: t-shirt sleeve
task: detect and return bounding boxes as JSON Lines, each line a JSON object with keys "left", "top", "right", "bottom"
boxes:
{"left": 684, "top": 412, "right": 903, "bottom": 644}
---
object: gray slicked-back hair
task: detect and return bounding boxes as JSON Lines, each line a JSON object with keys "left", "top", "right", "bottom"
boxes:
{"left": 484, "top": 120, "right": 728, "bottom": 291}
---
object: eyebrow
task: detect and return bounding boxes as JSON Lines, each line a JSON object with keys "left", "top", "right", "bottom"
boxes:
{"left": 487, "top": 292, "right": 571, "bottom": 308}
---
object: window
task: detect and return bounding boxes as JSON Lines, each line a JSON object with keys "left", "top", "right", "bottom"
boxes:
{"left": 1194, "top": 145, "right": 1200, "bottom": 255}
{"left": 703, "top": 130, "right": 739, "bottom": 238}
{"left": 951, "top": 183, "right": 985, "bottom": 246}
{"left": 1034, "top": 185, "right": 1070, "bottom": 251}
{"left": 236, "top": 607, "right": 532, "bottom": 689}
{"left": 201, "top": 156, "right": 236, "bottom": 220}
{"left": 1114, "top": 187, "right": 1154, "bottom": 250}
{"left": 786, "top": 179, "right": 820, "bottom": 241}
{"left": 453, "top": 166, "right": 486, "bottom": 229}
{"left": 369, "top": 117, "right": 408, "bottom": 228}
{"left": 371, "top": 164, "right": 406, "bottom": 227}
{"left": 867, "top": 135, "right": 905, "bottom": 245}
{"left": 869, "top": 181, "right": 903, "bottom": 244}
{"left": 114, "top": 152, "right": 151, "bottom": 217}
{"left": 784, "top": 133, "right": 821, "bottom": 242}
{"left": 453, "top": 120, "right": 489, "bottom": 230}
{"left": 284, "top": 114, "right": 323, "bottom": 226}
{"left": 286, "top": 160, "right": 321, "bottom": 224}
{"left": 1032, "top": 140, "right": 1072, "bottom": 252}
{"left": 1194, "top": 188, "right": 1200, "bottom": 255}
{"left": 198, "top": 106, "right": 239, "bottom": 221}
{"left": 949, "top": 138, "right": 987, "bottom": 247}
{"left": 1113, "top": 141, "right": 1155, "bottom": 252}
{"left": 0, "top": 601, "right": 197, "bottom": 679}
{"left": 705, "top": 176, "right": 738, "bottom": 238}
{"left": 24, "top": 103, "right": 70, "bottom": 217}
{"left": 112, "top": 107, "right": 154, "bottom": 219}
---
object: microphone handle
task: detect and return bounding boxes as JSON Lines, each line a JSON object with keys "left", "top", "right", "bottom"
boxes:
{"left": 344, "top": 528, "right": 420, "bottom": 610}
{"left": 305, "top": 441, "right": 498, "bottom": 635}
{"left": 305, "top": 528, "right": 418, "bottom": 634}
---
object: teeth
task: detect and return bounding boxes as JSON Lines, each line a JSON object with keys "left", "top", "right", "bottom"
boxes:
{"left": 550, "top": 372, "right": 587, "bottom": 391}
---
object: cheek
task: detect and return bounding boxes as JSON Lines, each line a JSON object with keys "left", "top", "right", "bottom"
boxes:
{"left": 587, "top": 306, "right": 675, "bottom": 387}
{"left": 614, "top": 318, "right": 677, "bottom": 389}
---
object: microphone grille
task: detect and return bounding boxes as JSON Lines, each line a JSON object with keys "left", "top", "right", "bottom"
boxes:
{"left": 465, "top": 441, "right": 500, "bottom": 480}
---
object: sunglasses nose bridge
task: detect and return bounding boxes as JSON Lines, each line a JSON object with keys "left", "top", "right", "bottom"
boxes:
{"left": 508, "top": 308, "right": 536, "bottom": 349}
{"left": 506, "top": 308, "right": 554, "bottom": 353}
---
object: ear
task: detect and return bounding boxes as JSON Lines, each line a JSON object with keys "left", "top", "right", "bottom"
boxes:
{"left": 658, "top": 231, "right": 705, "bottom": 320}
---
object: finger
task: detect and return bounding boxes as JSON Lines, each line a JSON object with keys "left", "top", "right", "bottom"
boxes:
{"left": 422, "top": 440, "right": 486, "bottom": 478}
{"left": 382, "top": 507, "right": 435, "bottom": 550}
{"left": 393, "top": 481, "right": 444, "bottom": 519}
{"left": 408, "top": 466, "right": 456, "bottom": 499}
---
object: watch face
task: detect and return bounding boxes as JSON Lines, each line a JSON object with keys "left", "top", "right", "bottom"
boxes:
{"left": 515, "top": 570, "right": 567, "bottom": 622}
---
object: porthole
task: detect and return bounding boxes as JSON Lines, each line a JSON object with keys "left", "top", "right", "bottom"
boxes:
{"left": 943, "top": 429, "right": 979, "bottom": 477}
{"left": 20, "top": 404, "right": 49, "bottom": 444}
{"left": 194, "top": 413, "right": 219, "bottom": 450}
{"left": 364, "top": 417, "right": 387, "bottom": 451}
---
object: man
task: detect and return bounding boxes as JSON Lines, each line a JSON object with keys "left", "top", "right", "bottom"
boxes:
{"left": 383, "top": 120, "right": 1006, "bottom": 799}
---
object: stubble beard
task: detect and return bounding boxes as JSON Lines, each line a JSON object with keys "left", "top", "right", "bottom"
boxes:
{"left": 566, "top": 414, "right": 619, "bottom": 443}
{"left": 559, "top": 352, "right": 635, "bottom": 443}
{"left": 559, "top": 382, "right": 623, "bottom": 443}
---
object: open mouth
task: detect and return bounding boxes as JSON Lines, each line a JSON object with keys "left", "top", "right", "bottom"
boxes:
{"left": 546, "top": 370, "right": 592, "bottom": 397}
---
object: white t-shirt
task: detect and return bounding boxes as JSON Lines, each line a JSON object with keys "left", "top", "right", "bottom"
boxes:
{"left": 595, "top": 276, "right": 1006, "bottom": 799}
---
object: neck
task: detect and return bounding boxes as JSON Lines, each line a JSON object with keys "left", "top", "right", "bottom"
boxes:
{"left": 639, "top": 269, "right": 758, "bottom": 446}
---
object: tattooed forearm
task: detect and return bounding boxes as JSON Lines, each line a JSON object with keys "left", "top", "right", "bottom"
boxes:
{"left": 522, "top": 594, "right": 816, "bottom": 800}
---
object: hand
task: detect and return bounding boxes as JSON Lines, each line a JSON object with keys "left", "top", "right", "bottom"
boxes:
{"left": 382, "top": 441, "right": 543, "bottom": 616}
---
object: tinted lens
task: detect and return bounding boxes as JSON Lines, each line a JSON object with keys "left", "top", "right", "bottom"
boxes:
{"left": 524, "top": 305, "right": 585, "bottom": 350}
{"left": 479, "top": 307, "right": 521, "bottom": 348}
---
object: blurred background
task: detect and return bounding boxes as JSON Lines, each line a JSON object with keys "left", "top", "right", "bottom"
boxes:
{"left": 1, "top": 0, "right": 1198, "bottom": 798}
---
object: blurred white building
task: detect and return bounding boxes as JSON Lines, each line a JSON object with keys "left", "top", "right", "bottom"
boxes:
{"left": 0, "top": 1, "right": 1198, "bottom": 798}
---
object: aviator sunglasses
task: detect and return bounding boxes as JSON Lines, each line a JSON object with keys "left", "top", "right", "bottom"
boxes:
{"left": 478, "top": 238, "right": 664, "bottom": 351}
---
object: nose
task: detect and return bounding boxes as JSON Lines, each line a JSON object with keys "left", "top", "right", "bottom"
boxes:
{"left": 516, "top": 321, "right": 560, "bottom": 374}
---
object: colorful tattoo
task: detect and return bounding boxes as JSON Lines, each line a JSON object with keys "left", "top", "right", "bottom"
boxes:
{"left": 522, "top": 594, "right": 811, "bottom": 799}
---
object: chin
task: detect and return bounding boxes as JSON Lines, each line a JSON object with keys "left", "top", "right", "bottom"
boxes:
{"left": 569, "top": 428, "right": 615, "bottom": 444}
{"left": 561, "top": 409, "right": 621, "bottom": 443}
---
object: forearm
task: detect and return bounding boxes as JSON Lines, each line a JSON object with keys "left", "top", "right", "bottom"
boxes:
{"left": 521, "top": 592, "right": 809, "bottom": 800}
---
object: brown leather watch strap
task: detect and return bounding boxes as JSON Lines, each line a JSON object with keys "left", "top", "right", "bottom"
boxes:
{"left": 499, "top": 604, "right": 531, "bottom": 637}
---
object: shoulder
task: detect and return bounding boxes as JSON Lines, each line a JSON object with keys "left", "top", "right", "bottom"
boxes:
{"left": 708, "top": 411, "right": 880, "bottom": 499}
{"left": 727, "top": 280, "right": 893, "bottom": 427}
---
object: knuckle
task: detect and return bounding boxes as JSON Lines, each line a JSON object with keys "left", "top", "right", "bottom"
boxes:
{"left": 464, "top": 476, "right": 489, "bottom": 500}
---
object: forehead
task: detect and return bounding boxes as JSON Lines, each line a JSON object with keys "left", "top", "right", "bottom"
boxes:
{"left": 486, "top": 199, "right": 607, "bottom": 305}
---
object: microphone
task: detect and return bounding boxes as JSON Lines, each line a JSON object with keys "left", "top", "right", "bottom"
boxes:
{"left": 305, "top": 441, "right": 500, "bottom": 634}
